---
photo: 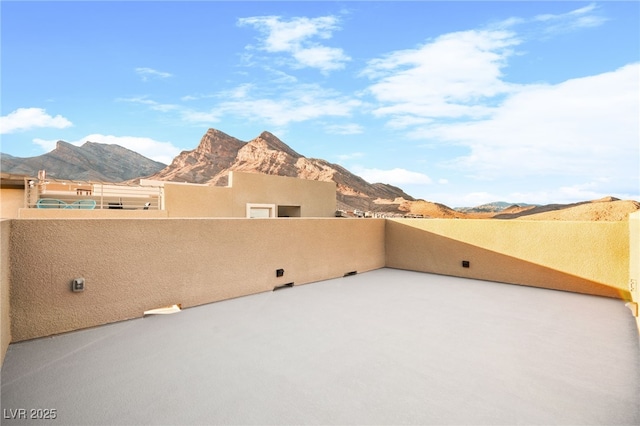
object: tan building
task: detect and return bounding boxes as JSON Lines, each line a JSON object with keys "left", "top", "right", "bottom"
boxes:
{"left": 155, "top": 171, "right": 336, "bottom": 218}
{"left": 0, "top": 171, "right": 336, "bottom": 219}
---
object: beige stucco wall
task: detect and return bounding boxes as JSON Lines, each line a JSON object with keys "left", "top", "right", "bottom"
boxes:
{"left": 162, "top": 172, "right": 336, "bottom": 218}
{"left": 386, "top": 219, "right": 630, "bottom": 299}
{"left": 629, "top": 211, "right": 639, "bottom": 330}
{"left": 1, "top": 188, "right": 24, "bottom": 219}
{"left": 1, "top": 220, "right": 11, "bottom": 364}
{"left": 9, "top": 218, "right": 385, "bottom": 342}
{"left": 164, "top": 183, "right": 233, "bottom": 217}
{"left": 3, "top": 215, "right": 639, "bottom": 366}
{"left": 229, "top": 172, "right": 336, "bottom": 218}
{"left": 18, "top": 209, "right": 168, "bottom": 218}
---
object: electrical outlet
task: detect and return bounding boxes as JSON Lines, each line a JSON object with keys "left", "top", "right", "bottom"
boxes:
{"left": 462, "top": 261, "right": 470, "bottom": 268}
{"left": 72, "top": 278, "right": 85, "bottom": 292}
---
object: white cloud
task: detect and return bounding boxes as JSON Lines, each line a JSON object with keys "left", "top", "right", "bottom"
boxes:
{"left": 239, "top": 15, "right": 338, "bottom": 52}
{"left": 362, "top": 29, "right": 520, "bottom": 122}
{"left": 218, "top": 84, "right": 255, "bottom": 100}
{"left": 352, "top": 166, "right": 432, "bottom": 185}
{"left": 135, "top": 67, "right": 173, "bottom": 82}
{"left": 118, "top": 96, "right": 179, "bottom": 112}
{"left": 1, "top": 108, "right": 72, "bottom": 134}
{"left": 326, "top": 124, "right": 363, "bottom": 135}
{"left": 362, "top": 5, "right": 608, "bottom": 128}
{"left": 34, "top": 134, "right": 180, "bottom": 164}
{"left": 423, "top": 64, "right": 639, "bottom": 183}
{"left": 216, "top": 98, "right": 354, "bottom": 127}
{"left": 209, "top": 84, "right": 362, "bottom": 127}
{"left": 292, "top": 46, "right": 349, "bottom": 71}
{"left": 336, "top": 152, "right": 364, "bottom": 161}
{"left": 118, "top": 95, "right": 222, "bottom": 125}
{"left": 360, "top": 9, "right": 638, "bottom": 205}
{"left": 505, "top": 179, "right": 640, "bottom": 205}
{"left": 238, "top": 15, "right": 350, "bottom": 72}
{"left": 180, "top": 110, "right": 222, "bottom": 124}
{"left": 32, "top": 138, "right": 61, "bottom": 152}
{"left": 534, "top": 3, "right": 606, "bottom": 35}
{"left": 508, "top": 184, "right": 602, "bottom": 206}
{"left": 127, "top": 80, "right": 360, "bottom": 128}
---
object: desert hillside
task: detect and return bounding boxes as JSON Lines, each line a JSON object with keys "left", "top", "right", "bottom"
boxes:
{"left": 146, "top": 128, "right": 417, "bottom": 214}
{"left": 2, "top": 128, "right": 637, "bottom": 220}
{"left": 0, "top": 141, "right": 165, "bottom": 181}
{"left": 503, "top": 198, "right": 640, "bottom": 221}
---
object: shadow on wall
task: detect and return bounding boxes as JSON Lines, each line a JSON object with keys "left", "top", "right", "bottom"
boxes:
{"left": 386, "top": 221, "right": 630, "bottom": 300}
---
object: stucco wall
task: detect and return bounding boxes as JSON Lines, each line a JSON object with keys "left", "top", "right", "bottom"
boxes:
{"left": 164, "top": 183, "right": 233, "bottom": 217}
{"left": 1, "top": 220, "right": 11, "bottom": 364}
{"left": 147, "top": 172, "right": 336, "bottom": 218}
{"left": 3, "top": 216, "right": 639, "bottom": 365}
{"left": 163, "top": 172, "right": 336, "bottom": 218}
{"left": 629, "top": 211, "right": 639, "bottom": 329}
{"left": 18, "top": 209, "right": 168, "bottom": 218}
{"left": 386, "top": 219, "right": 630, "bottom": 299}
{"left": 229, "top": 172, "right": 336, "bottom": 218}
{"left": 1, "top": 188, "right": 24, "bottom": 219}
{"left": 9, "top": 218, "right": 385, "bottom": 342}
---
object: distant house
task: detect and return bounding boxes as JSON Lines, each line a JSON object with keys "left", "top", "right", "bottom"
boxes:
{"left": 0, "top": 171, "right": 336, "bottom": 219}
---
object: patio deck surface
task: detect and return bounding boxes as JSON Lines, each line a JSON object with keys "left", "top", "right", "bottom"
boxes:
{"left": 1, "top": 268, "right": 639, "bottom": 425}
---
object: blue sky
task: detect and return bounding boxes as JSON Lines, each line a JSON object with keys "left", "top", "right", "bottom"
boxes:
{"left": 1, "top": 1, "right": 638, "bottom": 207}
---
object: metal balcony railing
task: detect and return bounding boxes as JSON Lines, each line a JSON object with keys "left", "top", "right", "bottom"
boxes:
{"left": 25, "top": 177, "right": 164, "bottom": 211}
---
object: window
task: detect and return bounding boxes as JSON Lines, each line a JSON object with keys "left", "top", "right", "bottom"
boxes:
{"left": 246, "top": 203, "right": 275, "bottom": 218}
{"left": 277, "top": 205, "right": 301, "bottom": 217}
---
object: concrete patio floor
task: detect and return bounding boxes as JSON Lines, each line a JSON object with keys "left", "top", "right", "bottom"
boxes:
{"left": 1, "top": 268, "right": 639, "bottom": 425}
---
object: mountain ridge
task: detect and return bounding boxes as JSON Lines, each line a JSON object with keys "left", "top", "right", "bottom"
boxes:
{"left": 2, "top": 128, "right": 637, "bottom": 220}
{"left": 145, "top": 128, "right": 417, "bottom": 213}
{"left": 1, "top": 140, "right": 165, "bottom": 182}
{"left": 456, "top": 201, "right": 540, "bottom": 213}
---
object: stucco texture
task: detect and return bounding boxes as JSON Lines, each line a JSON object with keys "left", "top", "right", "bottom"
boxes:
{"left": 163, "top": 171, "right": 336, "bottom": 218}
{"left": 9, "top": 218, "right": 385, "bottom": 342}
{"left": 1, "top": 189, "right": 24, "bottom": 219}
{"left": 1, "top": 220, "right": 11, "bottom": 364}
{"left": 229, "top": 171, "right": 336, "bottom": 217}
{"left": 164, "top": 184, "right": 233, "bottom": 217}
{"left": 386, "top": 218, "right": 630, "bottom": 299}
{"left": 5, "top": 215, "right": 638, "bottom": 351}
{"left": 18, "top": 209, "right": 168, "bottom": 219}
{"left": 629, "top": 211, "right": 639, "bottom": 329}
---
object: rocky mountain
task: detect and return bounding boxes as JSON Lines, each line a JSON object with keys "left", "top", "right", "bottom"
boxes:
{"left": 456, "top": 201, "right": 539, "bottom": 213}
{"left": 147, "top": 128, "right": 415, "bottom": 212}
{"left": 3, "top": 130, "right": 637, "bottom": 220}
{"left": 0, "top": 141, "right": 166, "bottom": 182}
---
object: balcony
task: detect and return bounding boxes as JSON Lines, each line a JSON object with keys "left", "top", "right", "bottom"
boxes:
{"left": 2, "top": 269, "right": 639, "bottom": 425}
{"left": 23, "top": 177, "right": 164, "bottom": 212}
{"left": 1, "top": 215, "right": 638, "bottom": 424}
